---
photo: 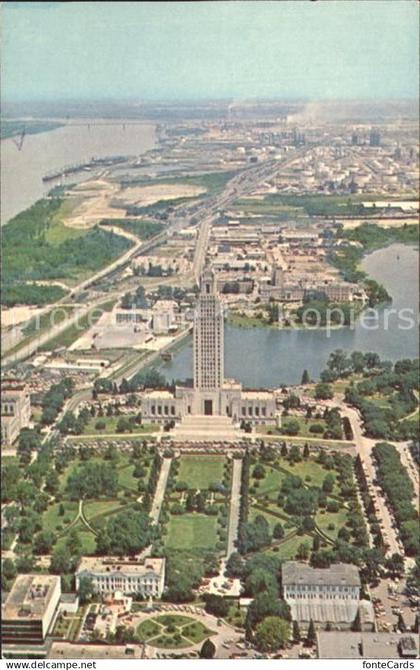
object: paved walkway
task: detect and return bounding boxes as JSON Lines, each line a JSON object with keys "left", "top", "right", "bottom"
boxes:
{"left": 226, "top": 458, "right": 242, "bottom": 558}
{"left": 150, "top": 457, "right": 172, "bottom": 524}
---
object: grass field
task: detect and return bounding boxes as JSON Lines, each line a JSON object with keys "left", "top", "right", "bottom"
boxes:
{"left": 165, "top": 514, "right": 218, "bottom": 550}
{"left": 265, "top": 533, "right": 312, "bottom": 560}
{"left": 42, "top": 501, "right": 79, "bottom": 534}
{"left": 177, "top": 454, "right": 225, "bottom": 489}
{"left": 40, "top": 451, "right": 153, "bottom": 556}
{"left": 83, "top": 499, "right": 125, "bottom": 520}
{"left": 316, "top": 508, "right": 348, "bottom": 540}
{"left": 250, "top": 465, "right": 285, "bottom": 496}
{"left": 281, "top": 459, "right": 336, "bottom": 489}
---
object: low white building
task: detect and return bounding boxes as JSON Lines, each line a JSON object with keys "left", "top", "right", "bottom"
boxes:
{"left": 75, "top": 556, "right": 165, "bottom": 598}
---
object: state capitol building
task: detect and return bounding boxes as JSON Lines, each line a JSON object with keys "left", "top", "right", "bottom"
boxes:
{"left": 141, "top": 270, "right": 279, "bottom": 438}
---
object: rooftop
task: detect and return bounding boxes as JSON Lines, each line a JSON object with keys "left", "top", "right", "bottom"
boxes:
{"left": 2, "top": 575, "right": 60, "bottom": 621}
{"left": 282, "top": 561, "right": 361, "bottom": 588}
{"left": 76, "top": 556, "right": 165, "bottom": 577}
{"left": 317, "top": 632, "right": 419, "bottom": 659}
{"left": 49, "top": 642, "right": 144, "bottom": 659}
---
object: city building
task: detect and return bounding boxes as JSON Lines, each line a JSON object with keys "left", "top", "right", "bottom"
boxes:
{"left": 1, "top": 380, "right": 31, "bottom": 446}
{"left": 1, "top": 575, "right": 61, "bottom": 645}
{"left": 141, "top": 270, "right": 279, "bottom": 432}
{"left": 282, "top": 562, "right": 373, "bottom": 631}
{"left": 317, "top": 632, "right": 419, "bottom": 659}
{"left": 49, "top": 642, "right": 145, "bottom": 659}
{"left": 75, "top": 556, "right": 165, "bottom": 598}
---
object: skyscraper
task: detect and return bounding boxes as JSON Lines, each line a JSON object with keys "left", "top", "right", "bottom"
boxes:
{"left": 193, "top": 270, "right": 224, "bottom": 404}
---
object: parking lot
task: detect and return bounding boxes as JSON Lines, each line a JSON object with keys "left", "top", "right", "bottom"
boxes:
{"left": 370, "top": 578, "right": 418, "bottom": 633}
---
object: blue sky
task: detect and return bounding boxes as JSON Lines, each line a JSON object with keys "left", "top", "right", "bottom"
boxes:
{"left": 2, "top": 1, "right": 419, "bottom": 102}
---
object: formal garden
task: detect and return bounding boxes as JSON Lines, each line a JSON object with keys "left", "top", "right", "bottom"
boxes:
{"left": 237, "top": 443, "right": 369, "bottom": 561}
{"left": 158, "top": 455, "right": 231, "bottom": 553}
{"left": 1, "top": 437, "right": 161, "bottom": 585}
{"left": 136, "top": 614, "right": 215, "bottom": 649}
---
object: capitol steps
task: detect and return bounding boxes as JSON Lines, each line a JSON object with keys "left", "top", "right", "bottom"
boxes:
{"left": 170, "top": 414, "right": 244, "bottom": 442}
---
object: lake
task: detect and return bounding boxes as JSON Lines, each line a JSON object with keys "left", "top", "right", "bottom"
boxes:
{"left": 1, "top": 121, "right": 156, "bottom": 223}
{"left": 159, "top": 243, "right": 419, "bottom": 387}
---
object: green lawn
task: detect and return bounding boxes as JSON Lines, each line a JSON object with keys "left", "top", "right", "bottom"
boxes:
{"left": 281, "top": 459, "right": 335, "bottom": 489}
{"left": 165, "top": 514, "right": 219, "bottom": 550}
{"left": 250, "top": 465, "right": 285, "bottom": 496}
{"left": 265, "top": 533, "right": 312, "bottom": 560}
{"left": 55, "top": 527, "right": 97, "bottom": 555}
{"left": 137, "top": 618, "right": 161, "bottom": 641}
{"left": 315, "top": 508, "right": 348, "bottom": 540}
{"left": 81, "top": 415, "right": 157, "bottom": 436}
{"left": 42, "top": 501, "right": 79, "bottom": 534}
{"left": 177, "top": 455, "right": 225, "bottom": 489}
{"left": 248, "top": 505, "right": 289, "bottom": 531}
{"left": 83, "top": 499, "right": 125, "bottom": 521}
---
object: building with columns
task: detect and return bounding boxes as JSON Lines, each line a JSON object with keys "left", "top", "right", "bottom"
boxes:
{"left": 141, "top": 270, "right": 279, "bottom": 431}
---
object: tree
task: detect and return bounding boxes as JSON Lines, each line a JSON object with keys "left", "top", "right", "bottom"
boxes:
{"left": 245, "top": 568, "right": 278, "bottom": 597}
{"left": 225, "top": 552, "right": 245, "bottom": 578}
{"left": 51, "top": 546, "right": 74, "bottom": 574}
{"left": 292, "top": 620, "right": 301, "bottom": 643}
{"left": 289, "top": 444, "right": 302, "bottom": 463}
{"left": 322, "top": 473, "right": 335, "bottom": 494}
{"left": 96, "top": 511, "right": 155, "bottom": 556}
{"left": 66, "top": 462, "right": 118, "bottom": 500}
{"left": 78, "top": 575, "right": 95, "bottom": 604}
{"left": 306, "top": 619, "right": 316, "bottom": 646}
{"left": 203, "top": 594, "right": 230, "bottom": 618}
{"left": 273, "top": 523, "right": 285, "bottom": 540}
{"left": 385, "top": 553, "right": 405, "bottom": 577}
{"left": 314, "top": 383, "right": 334, "bottom": 400}
{"left": 116, "top": 417, "right": 132, "bottom": 433}
{"left": 33, "top": 530, "right": 56, "bottom": 554}
{"left": 301, "top": 369, "right": 310, "bottom": 385}
{"left": 296, "top": 542, "right": 310, "bottom": 560}
{"left": 2, "top": 558, "right": 16, "bottom": 583}
{"left": 283, "top": 419, "right": 300, "bottom": 436}
{"left": 200, "top": 639, "right": 216, "bottom": 659}
{"left": 254, "top": 617, "right": 290, "bottom": 652}
{"left": 66, "top": 528, "right": 82, "bottom": 558}
{"left": 253, "top": 464, "right": 266, "bottom": 480}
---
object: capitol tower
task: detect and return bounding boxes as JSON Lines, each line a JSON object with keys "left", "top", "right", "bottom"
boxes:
{"left": 193, "top": 270, "right": 224, "bottom": 405}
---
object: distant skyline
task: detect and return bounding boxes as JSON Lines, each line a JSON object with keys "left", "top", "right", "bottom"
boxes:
{"left": 2, "top": 1, "right": 419, "bottom": 103}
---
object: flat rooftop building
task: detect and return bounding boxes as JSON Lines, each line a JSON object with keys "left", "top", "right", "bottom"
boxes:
{"left": 1, "top": 575, "right": 61, "bottom": 645}
{"left": 282, "top": 562, "right": 362, "bottom": 630}
{"left": 317, "top": 632, "right": 419, "bottom": 659}
{"left": 49, "top": 642, "right": 144, "bottom": 659}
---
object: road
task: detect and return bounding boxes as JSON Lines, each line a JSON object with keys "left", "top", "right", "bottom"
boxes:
{"left": 149, "top": 457, "right": 172, "bottom": 524}
{"left": 191, "top": 150, "right": 310, "bottom": 282}
{"left": 337, "top": 403, "right": 404, "bottom": 557}
{"left": 226, "top": 457, "right": 243, "bottom": 558}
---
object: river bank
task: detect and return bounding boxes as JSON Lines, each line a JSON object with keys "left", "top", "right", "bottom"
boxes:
{"left": 1, "top": 120, "right": 156, "bottom": 223}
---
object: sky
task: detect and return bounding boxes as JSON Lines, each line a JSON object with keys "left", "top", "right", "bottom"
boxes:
{"left": 2, "top": 1, "right": 419, "bottom": 102}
